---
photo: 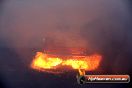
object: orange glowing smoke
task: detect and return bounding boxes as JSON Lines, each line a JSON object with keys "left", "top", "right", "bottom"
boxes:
{"left": 31, "top": 52, "right": 102, "bottom": 74}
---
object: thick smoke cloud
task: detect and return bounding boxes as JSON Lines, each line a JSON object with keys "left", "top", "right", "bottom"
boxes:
{"left": 0, "top": 0, "right": 130, "bottom": 48}
{"left": 0, "top": 0, "right": 132, "bottom": 88}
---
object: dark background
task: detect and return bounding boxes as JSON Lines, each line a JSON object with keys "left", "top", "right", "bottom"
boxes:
{"left": 0, "top": 0, "right": 132, "bottom": 88}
